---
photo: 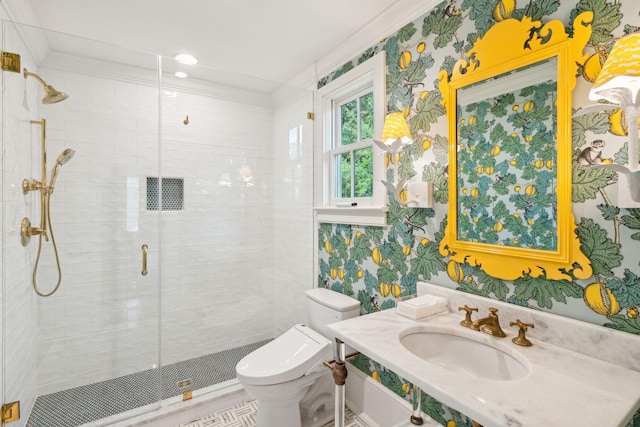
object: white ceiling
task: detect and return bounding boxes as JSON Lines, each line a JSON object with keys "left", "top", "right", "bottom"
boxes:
{"left": 25, "top": 0, "right": 405, "bottom": 87}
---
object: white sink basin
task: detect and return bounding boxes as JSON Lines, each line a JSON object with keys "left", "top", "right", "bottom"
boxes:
{"left": 400, "top": 330, "right": 529, "bottom": 381}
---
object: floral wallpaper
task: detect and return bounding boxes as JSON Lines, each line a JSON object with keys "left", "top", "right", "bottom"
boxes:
{"left": 317, "top": 0, "right": 640, "bottom": 425}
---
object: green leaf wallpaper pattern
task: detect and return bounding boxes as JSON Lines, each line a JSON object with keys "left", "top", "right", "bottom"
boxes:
{"left": 317, "top": 0, "right": 639, "bottom": 425}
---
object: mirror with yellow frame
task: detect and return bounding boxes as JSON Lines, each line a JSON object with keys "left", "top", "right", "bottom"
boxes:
{"left": 438, "top": 12, "right": 594, "bottom": 281}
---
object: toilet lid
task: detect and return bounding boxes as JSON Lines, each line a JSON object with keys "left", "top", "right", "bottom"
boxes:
{"left": 235, "top": 324, "right": 332, "bottom": 386}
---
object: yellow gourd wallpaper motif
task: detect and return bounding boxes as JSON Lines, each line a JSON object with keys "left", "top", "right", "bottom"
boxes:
{"left": 318, "top": 0, "right": 640, "bottom": 425}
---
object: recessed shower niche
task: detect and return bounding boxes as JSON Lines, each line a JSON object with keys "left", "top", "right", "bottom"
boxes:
{"left": 146, "top": 176, "right": 184, "bottom": 211}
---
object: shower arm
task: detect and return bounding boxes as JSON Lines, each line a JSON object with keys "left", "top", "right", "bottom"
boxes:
{"left": 24, "top": 69, "right": 47, "bottom": 87}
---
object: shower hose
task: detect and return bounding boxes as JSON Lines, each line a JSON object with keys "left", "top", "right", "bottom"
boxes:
{"left": 32, "top": 191, "right": 62, "bottom": 297}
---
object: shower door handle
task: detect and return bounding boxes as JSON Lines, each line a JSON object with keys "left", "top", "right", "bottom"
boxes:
{"left": 141, "top": 244, "right": 148, "bottom": 276}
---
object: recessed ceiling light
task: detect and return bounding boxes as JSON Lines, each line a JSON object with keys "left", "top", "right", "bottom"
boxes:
{"left": 173, "top": 53, "right": 198, "bottom": 65}
{"left": 175, "top": 71, "right": 188, "bottom": 78}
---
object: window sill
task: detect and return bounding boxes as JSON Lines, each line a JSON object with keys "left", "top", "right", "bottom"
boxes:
{"left": 314, "top": 206, "right": 388, "bottom": 226}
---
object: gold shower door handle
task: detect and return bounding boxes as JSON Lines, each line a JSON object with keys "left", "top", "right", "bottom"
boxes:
{"left": 141, "top": 244, "right": 148, "bottom": 276}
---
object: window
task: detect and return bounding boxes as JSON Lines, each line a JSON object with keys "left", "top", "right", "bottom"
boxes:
{"left": 314, "top": 52, "right": 386, "bottom": 225}
{"left": 334, "top": 90, "right": 374, "bottom": 199}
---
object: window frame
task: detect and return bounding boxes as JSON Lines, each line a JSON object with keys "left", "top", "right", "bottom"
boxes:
{"left": 314, "top": 52, "right": 387, "bottom": 226}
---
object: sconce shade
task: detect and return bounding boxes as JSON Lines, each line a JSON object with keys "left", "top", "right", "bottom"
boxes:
{"left": 590, "top": 33, "right": 640, "bottom": 104}
{"left": 380, "top": 112, "right": 413, "bottom": 145}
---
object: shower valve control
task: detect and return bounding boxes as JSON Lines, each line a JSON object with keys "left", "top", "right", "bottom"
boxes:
{"left": 22, "top": 178, "right": 43, "bottom": 194}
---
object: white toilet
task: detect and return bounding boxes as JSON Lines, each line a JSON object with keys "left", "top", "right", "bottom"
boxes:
{"left": 235, "top": 288, "right": 360, "bottom": 427}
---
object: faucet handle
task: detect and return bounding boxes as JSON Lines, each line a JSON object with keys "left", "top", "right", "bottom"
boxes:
{"left": 458, "top": 305, "right": 478, "bottom": 328}
{"left": 510, "top": 319, "right": 535, "bottom": 346}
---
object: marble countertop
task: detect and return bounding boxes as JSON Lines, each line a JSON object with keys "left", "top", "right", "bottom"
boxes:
{"left": 328, "top": 283, "right": 640, "bottom": 427}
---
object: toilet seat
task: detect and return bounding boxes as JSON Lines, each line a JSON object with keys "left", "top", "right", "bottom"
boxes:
{"left": 236, "top": 324, "right": 332, "bottom": 386}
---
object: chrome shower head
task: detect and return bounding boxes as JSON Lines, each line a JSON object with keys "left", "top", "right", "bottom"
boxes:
{"left": 23, "top": 68, "right": 69, "bottom": 104}
{"left": 49, "top": 149, "right": 75, "bottom": 191}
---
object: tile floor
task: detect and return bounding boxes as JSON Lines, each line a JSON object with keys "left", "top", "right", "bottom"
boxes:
{"left": 26, "top": 341, "right": 271, "bottom": 427}
{"left": 177, "top": 399, "right": 369, "bottom": 427}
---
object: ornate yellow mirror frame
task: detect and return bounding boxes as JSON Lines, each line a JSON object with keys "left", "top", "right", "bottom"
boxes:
{"left": 438, "top": 12, "right": 594, "bottom": 281}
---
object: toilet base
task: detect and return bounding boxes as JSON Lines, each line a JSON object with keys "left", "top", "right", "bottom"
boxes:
{"left": 245, "top": 371, "right": 335, "bottom": 427}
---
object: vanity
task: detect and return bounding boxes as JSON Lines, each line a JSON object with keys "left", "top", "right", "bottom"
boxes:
{"left": 328, "top": 282, "right": 640, "bottom": 426}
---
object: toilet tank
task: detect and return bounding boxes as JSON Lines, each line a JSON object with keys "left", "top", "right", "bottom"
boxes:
{"left": 305, "top": 288, "right": 360, "bottom": 340}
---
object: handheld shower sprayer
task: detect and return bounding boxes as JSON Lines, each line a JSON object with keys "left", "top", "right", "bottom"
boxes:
{"left": 23, "top": 68, "right": 69, "bottom": 104}
{"left": 21, "top": 119, "right": 76, "bottom": 297}
{"left": 49, "top": 149, "right": 76, "bottom": 193}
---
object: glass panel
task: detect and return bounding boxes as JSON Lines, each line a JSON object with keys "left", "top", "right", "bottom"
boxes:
{"left": 359, "top": 92, "right": 374, "bottom": 140}
{"left": 159, "top": 56, "right": 306, "bottom": 403}
{"left": 340, "top": 100, "right": 357, "bottom": 145}
{"left": 354, "top": 147, "right": 373, "bottom": 197}
{"left": 2, "top": 21, "right": 160, "bottom": 426}
{"left": 335, "top": 152, "right": 352, "bottom": 198}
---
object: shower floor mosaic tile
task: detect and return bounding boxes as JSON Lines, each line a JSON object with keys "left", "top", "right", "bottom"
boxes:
{"left": 26, "top": 340, "right": 271, "bottom": 427}
{"left": 177, "top": 399, "right": 369, "bottom": 427}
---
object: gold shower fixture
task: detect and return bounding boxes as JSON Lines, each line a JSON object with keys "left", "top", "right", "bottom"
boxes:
{"left": 22, "top": 118, "right": 75, "bottom": 297}
{"left": 23, "top": 68, "right": 69, "bottom": 104}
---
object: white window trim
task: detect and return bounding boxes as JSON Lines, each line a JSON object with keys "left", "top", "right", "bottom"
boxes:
{"left": 314, "top": 51, "right": 387, "bottom": 226}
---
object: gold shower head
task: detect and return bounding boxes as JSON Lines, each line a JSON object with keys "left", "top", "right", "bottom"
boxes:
{"left": 23, "top": 68, "right": 69, "bottom": 104}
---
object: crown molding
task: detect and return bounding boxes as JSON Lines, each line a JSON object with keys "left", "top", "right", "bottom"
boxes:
{"left": 0, "top": 0, "right": 39, "bottom": 24}
{"left": 283, "top": 0, "right": 441, "bottom": 91}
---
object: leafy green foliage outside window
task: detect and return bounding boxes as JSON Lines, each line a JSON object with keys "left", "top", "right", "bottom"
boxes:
{"left": 355, "top": 148, "right": 373, "bottom": 197}
{"left": 336, "top": 152, "right": 352, "bottom": 198}
{"left": 336, "top": 92, "right": 374, "bottom": 198}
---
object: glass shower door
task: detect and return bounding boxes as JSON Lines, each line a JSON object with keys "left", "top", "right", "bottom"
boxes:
{"left": 2, "top": 21, "right": 161, "bottom": 426}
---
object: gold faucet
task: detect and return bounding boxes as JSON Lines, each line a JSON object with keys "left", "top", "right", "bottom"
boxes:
{"left": 458, "top": 305, "right": 478, "bottom": 328}
{"left": 471, "top": 308, "right": 506, "bottom": 337}
{"left": 510, "top": 319, "right": 535, "bottom": 346}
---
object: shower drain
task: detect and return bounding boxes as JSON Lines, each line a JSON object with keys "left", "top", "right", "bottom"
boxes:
{"left": 177, "top": 378, "right": 193, "bottom": 388}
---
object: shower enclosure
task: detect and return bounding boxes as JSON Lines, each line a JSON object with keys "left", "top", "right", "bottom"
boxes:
{"left": 1, "top": 21, "right": 313, "bottom": 426}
